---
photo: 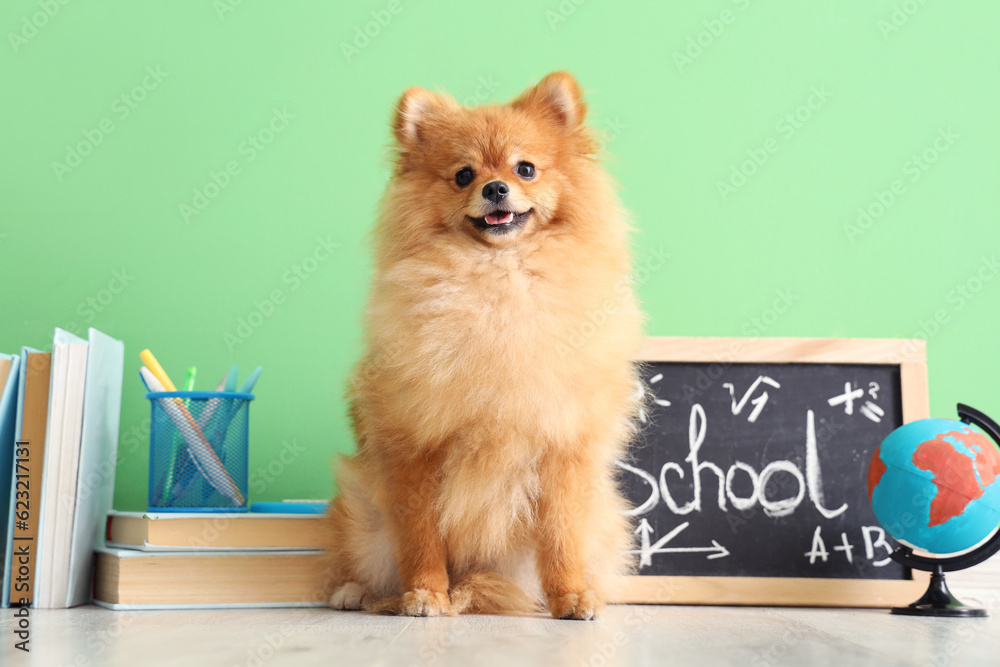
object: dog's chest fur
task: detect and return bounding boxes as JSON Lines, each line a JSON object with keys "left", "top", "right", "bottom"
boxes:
{"left": 370, "top": 247, "right": 589, "bottom": 428}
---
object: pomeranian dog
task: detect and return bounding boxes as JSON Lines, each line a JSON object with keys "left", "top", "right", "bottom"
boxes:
{"left": 324, "top": 72, "right": 643, "bottom": 620}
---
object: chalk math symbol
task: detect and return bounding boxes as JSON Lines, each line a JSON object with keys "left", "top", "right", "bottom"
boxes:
{"left": 723, "top": 376, "right": 780, "bottom": 423}
{"left": 859, "top": 401, "right": 884, "bottom": 423}
{"left": 827, "top": 382, "right": 863, "bottom": 415}
{"left": 630, "top": 519, "right": 730, "bottom": 567}
{"left": 828, "top": 382, "right": 884, "bottom": 422}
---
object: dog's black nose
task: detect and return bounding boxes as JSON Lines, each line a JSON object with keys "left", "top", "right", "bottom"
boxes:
{"left": 481, "top": 181, "right": 509, "bottom": 204}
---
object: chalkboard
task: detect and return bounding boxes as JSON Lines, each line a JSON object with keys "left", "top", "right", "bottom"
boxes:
{"left": 615, "top": 338, "right": 930, "bottom": 607}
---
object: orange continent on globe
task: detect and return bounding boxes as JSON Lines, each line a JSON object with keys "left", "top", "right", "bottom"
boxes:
{"left": 912, "top": 429, "right": 1000, "bottom": 527}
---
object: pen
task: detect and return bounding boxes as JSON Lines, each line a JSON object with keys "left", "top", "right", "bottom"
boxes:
{"left": 157, "top": 366, "right": 197, "bottom": 506}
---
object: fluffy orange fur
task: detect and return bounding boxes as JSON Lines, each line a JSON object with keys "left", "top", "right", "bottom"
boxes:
{"left": 324, "top": 72, "right": 644, "bottom": 620}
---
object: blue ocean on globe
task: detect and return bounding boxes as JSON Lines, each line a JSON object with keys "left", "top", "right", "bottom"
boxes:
{"left": 868, "top": 418, "right": 1000, "bottom": 555}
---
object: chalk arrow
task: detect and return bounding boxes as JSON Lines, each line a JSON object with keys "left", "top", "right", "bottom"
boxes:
{"left": 630, "top": 520, "right": 730, "bottom": 566}
{"left": 703, "top": 540, "right": 730, "bottom": 559}
{"left": 634, "top": 518, "right": 656, "bottom": 567}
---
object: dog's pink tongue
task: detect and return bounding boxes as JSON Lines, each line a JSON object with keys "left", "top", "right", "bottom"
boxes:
{"left": 486, "top": 211, "right": 514, "bottom": 225}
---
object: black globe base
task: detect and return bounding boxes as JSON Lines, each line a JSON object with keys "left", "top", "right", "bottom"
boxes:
{"left": 891, "top": 565, "right": 986, "bottom": 617}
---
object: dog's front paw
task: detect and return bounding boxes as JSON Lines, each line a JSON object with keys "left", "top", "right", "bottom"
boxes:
{"left": 400, "top": 588, "right": 451, "bottom": 617}
{"left": 547, "top": 590, "right": 603, "bottom": 620}
{"left": 330, "top": 582, "right": 370, "bottom": 610}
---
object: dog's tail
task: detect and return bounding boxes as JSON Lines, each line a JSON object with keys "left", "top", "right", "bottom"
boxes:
{"left": 363, "top": 572, "right": 543, "bottom": 616}
{"left": 449, "top": 572, "right": 544, "bottom": 615}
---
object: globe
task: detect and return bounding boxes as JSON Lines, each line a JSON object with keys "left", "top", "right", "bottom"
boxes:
{"left": 868, "top": 418, "right": 1000, "bottom": 555}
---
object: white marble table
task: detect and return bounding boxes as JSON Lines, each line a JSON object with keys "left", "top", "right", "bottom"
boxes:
{"left": 3, "top": 593, "right": 1000, "bottom": 667}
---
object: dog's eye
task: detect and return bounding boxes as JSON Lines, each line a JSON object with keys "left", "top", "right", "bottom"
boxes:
{"left": 515, "top": 162, "right": 535, "bottom": 180}
{"left": 455, "top": 167, "right": 475, "bottom": 187}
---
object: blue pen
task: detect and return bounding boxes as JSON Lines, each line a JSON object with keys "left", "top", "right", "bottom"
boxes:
{"left": 213, "top": 366, "right": 262, "bottom": 444}
{"left": 238, "top": 366, "right": 263, "bottom": 394}
{"left": 206, "top": 366, "right": 263, "bottom": 505}
{"left": 225, "top": 364, "right": 238, "bottom": 392}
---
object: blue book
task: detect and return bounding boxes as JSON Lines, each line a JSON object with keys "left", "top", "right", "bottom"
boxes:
{"left": 63, "top": 328, "right": 123, "bottom": 607}
{"left": 0, "top": 354, "right": 21, "bottom": 599}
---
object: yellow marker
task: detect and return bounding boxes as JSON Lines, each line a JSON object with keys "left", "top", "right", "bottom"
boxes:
{"left": 140, "top": 349, "right": 178, "bottom": 392}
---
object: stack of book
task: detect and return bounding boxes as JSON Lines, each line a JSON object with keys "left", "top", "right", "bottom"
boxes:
{"left": 95, "top": 510, "right": 330, "bottom": 609}
{"left": 0, "top": 327, "right": 125, "bottom": 609}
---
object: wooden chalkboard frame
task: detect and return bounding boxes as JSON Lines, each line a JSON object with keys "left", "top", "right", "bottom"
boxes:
{"left": 614, "top": 337, "right": 930, "bottom": 608}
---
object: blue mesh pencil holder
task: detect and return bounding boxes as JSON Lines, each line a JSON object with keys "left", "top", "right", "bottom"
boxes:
{"left": 146, "top": 391, "right": 253, "bottom": 512}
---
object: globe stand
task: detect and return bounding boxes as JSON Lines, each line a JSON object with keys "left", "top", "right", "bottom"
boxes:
{"left": 889, "top": 559, "right": 986, "bottom": 617}
{"left": 887, "top": 403, "right": 1000, "bottom": 617}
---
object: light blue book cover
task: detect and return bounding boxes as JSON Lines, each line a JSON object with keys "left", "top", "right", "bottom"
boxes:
{"left": 65, "top": 328, "right": 124, "bottom": 607}
{"left": 0, "top": 354, "right": 21, "bottom": 601}
{"left": 2, "top": 347, "right": 39, "bottom": 608}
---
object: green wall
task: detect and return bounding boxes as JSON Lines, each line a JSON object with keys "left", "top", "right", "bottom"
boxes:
{"left": 2, "top": 1, "right": 997, "bottom": 511}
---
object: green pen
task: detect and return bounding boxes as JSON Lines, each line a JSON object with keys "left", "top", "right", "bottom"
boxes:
{"left": 184, "top": 366, "right": 197, "bottom": 393}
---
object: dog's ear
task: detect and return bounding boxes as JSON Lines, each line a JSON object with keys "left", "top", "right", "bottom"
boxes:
{"left": 513, "top": 71, "right": 586, "bottom": 128}
{"left": 393, "top": 87, "right": 445, "bottom": 147}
